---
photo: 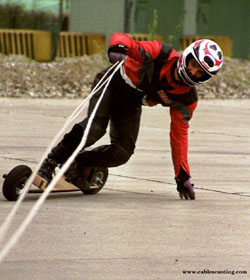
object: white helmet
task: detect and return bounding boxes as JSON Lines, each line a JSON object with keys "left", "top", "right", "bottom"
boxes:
{"left": 177, "top": 39, "right": 223, "bottom": 86}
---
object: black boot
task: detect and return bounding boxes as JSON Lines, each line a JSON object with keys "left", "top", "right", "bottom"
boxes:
{"left": 64, "top": 162, "right": 90, "bottom": 190}
{"left": 38, "top": 158, "right": 57, "bottom": 183}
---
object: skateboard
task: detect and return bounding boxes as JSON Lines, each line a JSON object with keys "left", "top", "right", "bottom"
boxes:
{"left": 2, "top": 164, "right": 108, "bottom": 201}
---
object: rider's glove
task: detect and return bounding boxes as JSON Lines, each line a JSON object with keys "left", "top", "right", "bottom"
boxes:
{"left": 108, "top": 52, "right": 126, "bottom": 64}
{"left": 176, "top": 178, "right": 195, "bottom": 200}
{"left": 108, "top": 45, "right": 128, "bottom": 64}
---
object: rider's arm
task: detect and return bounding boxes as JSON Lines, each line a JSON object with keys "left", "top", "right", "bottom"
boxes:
{"left": 108, "top": 33, "right": 162, "bottom": 64}
{"left": 170, "top": 101, "right": 197, "bottom": 179}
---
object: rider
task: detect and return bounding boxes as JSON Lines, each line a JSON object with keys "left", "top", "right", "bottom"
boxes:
{"left": 38, "top": 33, "right": 223, "bottom": 200}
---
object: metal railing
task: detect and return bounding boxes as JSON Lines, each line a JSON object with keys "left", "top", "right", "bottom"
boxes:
{"left": 57, "top": 32, "right": 105, "bottom": 57}
{"left": 0, "top": 30, "right": 167, "bottom": 61}
{"left": 0, "top": 29, "right": 51, "bottom": 61}
{"left": 180, "top": 35, "right": 233, "bottom": 57}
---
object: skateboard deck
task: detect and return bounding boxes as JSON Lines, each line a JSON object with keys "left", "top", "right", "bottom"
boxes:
{"left": 2, "top": 164, "right": 108, "bottom": 201}
{"left": 32, "top": 174, "right": 99, "bottom": 192}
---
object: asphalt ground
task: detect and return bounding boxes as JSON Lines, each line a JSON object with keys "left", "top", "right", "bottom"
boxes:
{"left": 0, "top": 98, "right": 250, "bottom": 280}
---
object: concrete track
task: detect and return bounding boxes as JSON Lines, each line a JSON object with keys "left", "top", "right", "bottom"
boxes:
{"left": 0, "top": 98, "right": 249, "bottom": 279}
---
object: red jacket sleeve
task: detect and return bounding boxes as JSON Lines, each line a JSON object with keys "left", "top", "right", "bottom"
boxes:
{"left": 170, "top": 101, "right": 198, "bottom": 178}
{"left": 109, "top": 33, "right": 162, "bottom": 63}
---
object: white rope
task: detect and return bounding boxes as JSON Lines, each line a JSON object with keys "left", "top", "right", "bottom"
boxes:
{"left": 66, "top": 62, "right": 120, "bottom": 123}
{"left": 0, "top": 61, "right": 120, "bottom": 247}
{"left": 0, "top": 62, "right": 119, "bottom": 248}
{"left": 0, "top": 60, "right": 123, "bottom": 263}
{"left": 0, "top": 61, "right": 121, "bottom": 247}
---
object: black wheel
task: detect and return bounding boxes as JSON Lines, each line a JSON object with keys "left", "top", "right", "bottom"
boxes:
{"left": 82, "top": 167, "right": 108, "bottom": 195}
{"left": 2, "top": 165, "right": 32, "bottom": 201}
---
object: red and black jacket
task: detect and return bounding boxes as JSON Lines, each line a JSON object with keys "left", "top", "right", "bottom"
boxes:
{"left": 109, "top": 33, "right": 198, "bottom": 180}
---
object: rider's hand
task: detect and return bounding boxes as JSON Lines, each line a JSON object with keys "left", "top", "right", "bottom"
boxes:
{"left": 177, "top": 179, "right": 195, "bottom": 200}
{"left": 108, "top": 45, "right": 128, "bottom": 64}
{"left": 108, "top": 52, "right": 126, "bottom": 64}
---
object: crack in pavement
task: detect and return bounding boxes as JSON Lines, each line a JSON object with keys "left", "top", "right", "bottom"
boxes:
{"left": 1, "top": 157, "right": 250, "bottom": 198}
{"left": 193, "top": 130, "right": 249, "bottom": 138}
{"left": 109, "top": 174, "right": 250, "bottom": 198}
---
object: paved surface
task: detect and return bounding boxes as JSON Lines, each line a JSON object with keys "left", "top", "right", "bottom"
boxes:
{"left": 0, "top": 98, "right": 250, "bottom": 280}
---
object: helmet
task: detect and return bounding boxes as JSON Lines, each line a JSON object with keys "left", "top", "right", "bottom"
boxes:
{"left": 177, "top": 39, "right": 223, "bottom": 86}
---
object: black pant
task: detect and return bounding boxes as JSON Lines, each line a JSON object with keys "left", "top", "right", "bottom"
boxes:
{"left": 49, "top": 67, "right": 142, "bottom": 168}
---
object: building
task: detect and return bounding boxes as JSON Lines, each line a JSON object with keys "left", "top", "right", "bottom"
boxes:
{"left": 69, "top": 0, "right": 250, "bottom": 59}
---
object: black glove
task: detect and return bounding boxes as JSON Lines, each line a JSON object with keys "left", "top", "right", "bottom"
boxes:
{"left": 108, "top": 45, "right": 128, "bottom": 64}
{"left": 108, "top": 52, "right": 126, "bottom": 64}
{"left": 176, "top": 179, "right": 195, "bottom": 200}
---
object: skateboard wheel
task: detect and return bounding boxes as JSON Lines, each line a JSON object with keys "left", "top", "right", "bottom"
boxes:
{"left": 2, "top": 165, "right": 32, "bottom": 201}
{"left": 82, "top": 167, "right": 108, "bottom": 195}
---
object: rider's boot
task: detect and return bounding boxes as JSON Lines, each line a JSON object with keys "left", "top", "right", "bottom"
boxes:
{"left": 37, "top": 141, "right": 74, "bottom": 183}
{"left": 64, "top": 162, "right": 90, "bottom": 191}
{"left": 38, "top": 158, "right": 57, "bottom": 183}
